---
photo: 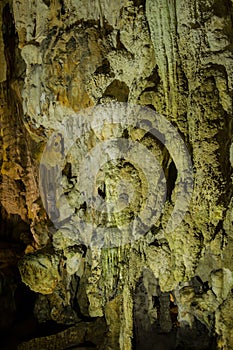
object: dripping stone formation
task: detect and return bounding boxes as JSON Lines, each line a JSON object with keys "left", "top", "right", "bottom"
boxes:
{"left": 0, "top": 1, "right": 233, "bottom": 349}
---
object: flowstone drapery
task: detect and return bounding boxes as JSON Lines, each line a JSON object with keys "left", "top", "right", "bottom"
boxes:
{"left": 0, "top": 1, "right": 233, "bottom": 349}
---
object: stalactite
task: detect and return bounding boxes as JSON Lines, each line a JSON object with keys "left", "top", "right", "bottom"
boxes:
{"left": 0, "top": 0, "right": 233, "bottom": 349}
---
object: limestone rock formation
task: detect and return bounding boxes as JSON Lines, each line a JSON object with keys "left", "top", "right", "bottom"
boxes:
{"left": 0, "top": 0, "right": 233, "bottom": 349}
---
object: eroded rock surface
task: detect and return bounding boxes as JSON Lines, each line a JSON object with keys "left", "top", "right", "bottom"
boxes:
{"left": 0, "top": 0, "right": 233, "bottom": 349}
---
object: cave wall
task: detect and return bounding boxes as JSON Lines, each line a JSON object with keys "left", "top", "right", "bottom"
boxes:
{"left": 0, "top": 0, "right": 233, "bottom": 349}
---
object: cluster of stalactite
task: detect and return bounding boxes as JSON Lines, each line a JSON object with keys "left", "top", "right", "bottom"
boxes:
{"left": 0, "top": 1, "right": 233, "bottom": 349}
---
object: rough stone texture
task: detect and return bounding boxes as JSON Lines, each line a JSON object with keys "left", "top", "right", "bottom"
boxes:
{"left": 0, "top": 0, "right": 233, "bottom": 349}
{"left": 18, "top": 249, "right": 60, "bottom": 294}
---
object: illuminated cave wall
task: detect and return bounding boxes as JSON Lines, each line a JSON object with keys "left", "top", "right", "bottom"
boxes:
{"left": 0, "top": 0, "right": 233, "bottom": 349}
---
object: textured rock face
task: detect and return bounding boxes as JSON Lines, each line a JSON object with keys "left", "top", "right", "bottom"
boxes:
{"left": 0, "top": 0, "right": 233, "bottom": 349}
{"left": 18, "top": 249, "right": 60, "bottom": 294}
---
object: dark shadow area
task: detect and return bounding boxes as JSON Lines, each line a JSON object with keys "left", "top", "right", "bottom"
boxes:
{"left": 175, "top": 319, "right": 217, "bottom": 350}
{"left": 0, "top": 280, "right": 72, "bottom": 350}
{"left": 133, "top": 274, "right": 217, "bottom": 350}
{"left": 65, "top": 341, "right": 97, "bottom": 349}
{"left": 0, "top": 277, "right": 38, "bottom": 350}
{"left": 103, "top": 79, "right": 129, "bottom": 102}
{"left": 166, "top": 161, "right": 178, "bottom": 202}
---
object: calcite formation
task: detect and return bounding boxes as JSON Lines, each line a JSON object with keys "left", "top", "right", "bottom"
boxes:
{"left": 0, "top": 0, "right": 233, "bottom": 349}
{"left": 18, "top": 249, "right": 60, "bottom": 294}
